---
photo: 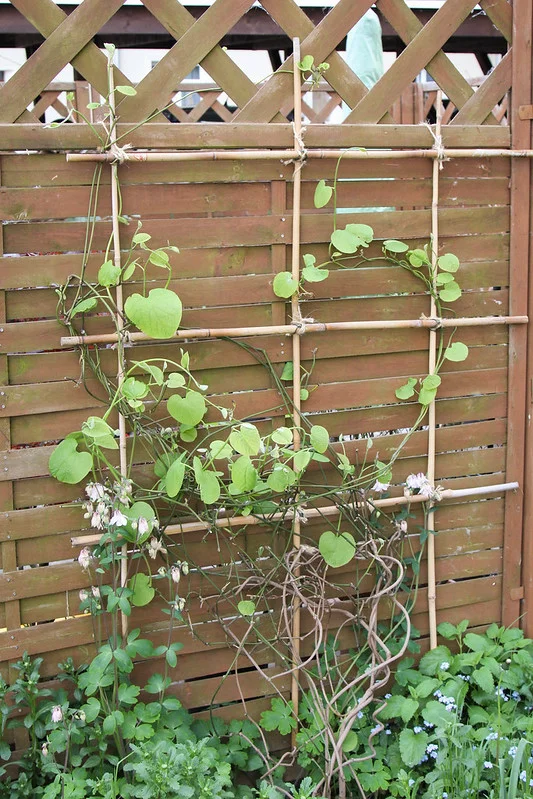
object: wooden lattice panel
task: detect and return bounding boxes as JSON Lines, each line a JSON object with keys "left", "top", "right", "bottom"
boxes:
{"left": 0, "top": 0, "right": 512, "bottom": 128}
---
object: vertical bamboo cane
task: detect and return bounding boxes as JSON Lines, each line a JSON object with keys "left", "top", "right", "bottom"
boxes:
{"left": 427, "top": 91, "right": 443, "bottom": 650}
{"left": 108, "top": 57, "right": 129, "bottom": 640}
{"left": 290, "top": 37, "right": 303, "bottom": 741}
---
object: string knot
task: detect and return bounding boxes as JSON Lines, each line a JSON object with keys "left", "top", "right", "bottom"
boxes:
{"left": 108, "top": 142, "right": 132, "bottom": 164}
{"left": 424, "top": 122, "right": 447, "bottom": 170}
{"left": 291, "top": 307, "right": 314, "bottom": 335}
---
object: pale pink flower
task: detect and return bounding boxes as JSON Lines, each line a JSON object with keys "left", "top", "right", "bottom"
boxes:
{"left": 137, "top": 517, "right": 149, "bottom": 538}
{"left": 78, "top": 547, "right": 92, "bottom": 571}
{"left": 51, "top": 706, "right": 63, "bottom": 723}
{"left": 372, "top": 480, "right": 389, "bottom": 493}
{"left": 147, "top": 537, "right": 165, "bottom": 559}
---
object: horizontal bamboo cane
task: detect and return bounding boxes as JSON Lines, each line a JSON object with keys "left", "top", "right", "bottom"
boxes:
{"left": 60, "top": 315, "right": 528, "bottom": 348}
{"left": 65, "top": 148, "right": 533, "bottom": 162}
{"left": 72, "top": 481, "right": 519, "bottom": 547}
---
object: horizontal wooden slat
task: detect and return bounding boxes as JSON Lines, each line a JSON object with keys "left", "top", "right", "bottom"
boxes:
{"left": 0, "top": 123, "right": 510, "bottom": 151}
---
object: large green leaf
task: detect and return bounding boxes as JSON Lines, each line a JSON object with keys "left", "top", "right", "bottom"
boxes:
{"left": 124, "top": 288, "right": 182, "bottom": 338}
{"left": 49, "top": 435, "right": 93, "bottom": 484}
{"left": 167, "top": 390, "right": 207, "bottom": 427}
{"left": 193, "top": 457, "right": 221, "bottom": 504}
{"left": 319, "top": 531, "right": 356, "bottom": 568}
{"left": 419, "top": 645, "right": 452, "bottom": 676}
{"left": 399, "top": 729, "right": 428, "bottom": 767}
{"left": 383, "top": 239, "right": 408, "bottom": 253}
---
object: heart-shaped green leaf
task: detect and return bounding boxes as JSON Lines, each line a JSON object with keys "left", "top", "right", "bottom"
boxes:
{"left": 439, "top": 281, "right": 461, "bottom": 302}
{"left": 273, "top": 272, "right": 298, "bottom": 298}
{"left": 267, "top": 464, "right": 297, "bottom": 492}
{"left": 346, "top": 223, "right": 373, "bottom": 244}
{"left": 238, "top": 600, "right": 256, "bottom": 617}
{"left": 330, "top": 228, "right": 360, "bottom": 254}
{"left": 167, "top": 372, "right": 186, "bottom": 388}
{"left": 125, "top": 288, "right": 182, "bottom": 339}
{"left": 229, "top": 424, "right": 261, "bottom": 456}
{"left": 167, "top": 390, "right": 207, "bottom": 427}
{"left": 128, "top": 573, "right": 155, "bottom": 607}
{"left": 438, "top": 253, "right": 460, "bottom": 273}
{"left": 272, "top": 427, "right": 293, "bottom": 446}
{"left": 209, "top": 439, "right": 233, "bottom": 460}
{"left": 319, "top": 531, "right": 356, "bottom": 568}
{"left": 310, "top": 425, "right": 329, "bottom": 453}
{"left": 98, "top": 259, "right": 121, "bottom": 287}
{"left": 302, "top": 265, "right": 329, "bottom": 283}
{"left": 49, "top": 434, "right": 93, "bottom": 484}
{"left": 408, "top": 249, "right": 429, "bottom": 267}
{"left": 444, "top": 342, "right": 469, "bottom": 362}
{"left": 314, "top": 179, "right": 333, "bottom": 208}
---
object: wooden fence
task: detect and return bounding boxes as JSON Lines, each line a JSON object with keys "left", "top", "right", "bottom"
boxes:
{"left": 0, "top": 0, "right": 531, "bottom": 730}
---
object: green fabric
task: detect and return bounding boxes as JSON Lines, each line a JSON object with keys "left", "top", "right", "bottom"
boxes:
{"left": 341, "top": 9, "right": 392, "bottom": 214}
{"left": 345, "top": 8, "right": 384, "bottom": 91}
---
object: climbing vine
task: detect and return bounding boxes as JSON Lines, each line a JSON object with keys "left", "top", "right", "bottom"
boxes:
{"left": 45, "top": 45, "right": 468, "bottom": 798}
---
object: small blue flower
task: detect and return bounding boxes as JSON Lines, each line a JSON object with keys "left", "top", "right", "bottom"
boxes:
{"left": 484, "top": 761, "right": 493, "bottom": 769}
{"left": 509, "top": 746, "right": 518, "bottom": 757}
{"left": 413, "top": 726, "right": 423, "bottom": 734}
{"left": 440, "top": 661, "right": 450, "bottom": 671}
{"left": 520, "top": 770, "right": 527, "bottom": 783}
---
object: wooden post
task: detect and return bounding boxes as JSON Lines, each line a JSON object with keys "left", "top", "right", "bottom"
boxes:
{"left": 511, "top": 0, "right": 533, "bottom": 632}
{"left": 290, "top": 36, "right": 303, "bottom": 745}
{"left": 426, "top": 91, "right": 443, "bottom": 650}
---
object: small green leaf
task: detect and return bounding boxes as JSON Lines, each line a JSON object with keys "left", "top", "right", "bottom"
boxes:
{"left": 135, "top": 361, "right": 164, "bottom": 386}
{"left": 408, "top": 248, "right": 430, "bottom": 267}
{"left": 395, "top": 377, "right": 417, "bottom": 400}
{"left": 302, "top": 265, "right": 329, "bottom": 282}
{"left": 439, "top": 281, "right": 462, "bottom": 302}
{"left": 273, "top": 272, "right": 298, "bottom": 298}
{"left": 49, "top": 435, "right": 93, "bottom": 484}
{"left": 342, "top": 731, "right": 359, "bottom": 753}
{"left": 260, "top": 698, "right": 296, "bottom": 736}
{"left": 298, "top": 55, "right": 314, "bottom": 72}
{"left": 472, "top": 665, "right": 494, "bottom": 693}
{"left": 266, "top": 463, "right": 296, "bottom": 492}
{"left": 438, "top": 253, "right": 460, "bottom": 273}
{"left": 444, "top": 342, "right": 469, "bottom": 362}
{"left": 346, "top": 223, "right": 373, "bottom": 243}
{"left": 331, "top": 228, "right": 360, "bottom": 254}
{"left": 165, "top": 458, "right": 186, "bottom": 498}
{"left": 229, "top": 423, "right": 261, "bottom": 456}
{"left": 303, "top": 253, "right": 316, "bottom": 268}
{"left": 209, "top": 439, "right": 233, "bottom": 459}
{"left": 148, "top": 249, "right": 170, "bottom": 268}
{"left": 81, "top": 416, "right": 118, "bottom": 450}
{"left": 230, "top": 455, "right": 258, "bottom": 493}
{"left": 293, "top": 449, "right": 312, "bottom": 472}
{"left": 280, "top": 361, "right": 294, "bottom": 381}
{"left": 71, "top": 297, "right": 98, "bottom": 316}
{"left": 310, "top": 425, "right": 329, "bottom": 453}
{"left": 132, "top": 232, "right": 151, "bottom": 244}
{"left": 167, "top": 372, "right": 186, "bottom": 388}
{"left": 122, "top": 377, "right": 149, "bottom": 401}
{"left": 422, "top": 374, "right": 441, "bottom": 391}
{"left": 272, "top": 427, "right": 293, "bottom": 446}
{"left": 122, "top": 260, "right": 138, "bottom": 281}
{"left": 128, "top": 573, "right": 155, "bottom": 607}
{"left": 314, "top": 180, "right": 333, "bottom": 208}
{"left": 383, "top": 240, "right": 408, "bottom": 253}
{"left": 437, "top": 622, "right": 457, "bottom": 639}
{"left": 98, "top": 259, "right": 121, "bottom": 287}
{"left": 319, "top": 531, "right": 356, "bottom": 568}
{"left": 435, "top": 272, "right": 454, "bottom": 285}
{"left": 238, "top": 600, "right": 256, "bottom": 617}
{"left": 116, "top": 85, "right": 137, "bottom": 96}
{"left": 300, "top": 388, "right": 309, "bottom": 401}
{"left": 167, "top": 390, "right": 207, "bottom": 427}
{"left": 194, "top": 461, "right": 221, "bottom": 505}
{"left": 125, "top": 288, "right": 182, "bottom": 339}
